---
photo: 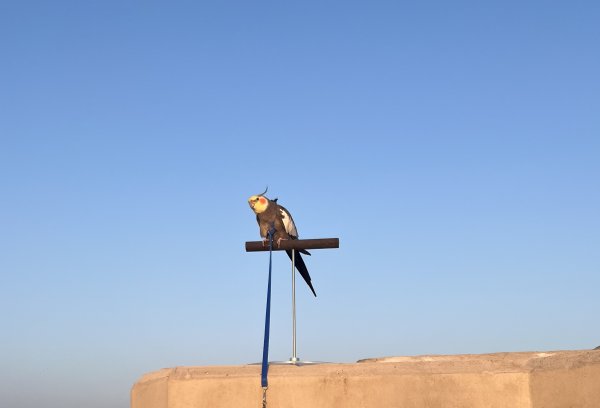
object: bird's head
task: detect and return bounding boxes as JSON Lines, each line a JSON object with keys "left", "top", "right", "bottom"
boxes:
{"left": 248, "top": 187, "right": 269, "bottom": 214}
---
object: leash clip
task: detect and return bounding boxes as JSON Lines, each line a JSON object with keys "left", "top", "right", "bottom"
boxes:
{"left": 262, "top": 386, "right": 268, "bottom": 408}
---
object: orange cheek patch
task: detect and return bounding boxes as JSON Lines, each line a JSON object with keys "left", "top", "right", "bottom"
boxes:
{"left": 259, "top": 197, "right": 266, "bottom": 204}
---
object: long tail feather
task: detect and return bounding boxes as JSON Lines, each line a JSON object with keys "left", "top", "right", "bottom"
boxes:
{"left": 286, "top": 250, "right": 317, "bottom": 297}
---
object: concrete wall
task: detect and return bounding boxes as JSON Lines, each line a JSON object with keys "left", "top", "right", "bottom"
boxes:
{"left": 131, "top": 350, "right": 600, "bottom": 408}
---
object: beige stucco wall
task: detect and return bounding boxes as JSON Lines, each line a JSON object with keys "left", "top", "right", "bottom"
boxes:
{"left": 528, "top": 351, "right": 600, "bottom": 408}
{"left": 130, "top": 368, "right": 170, "bottom": 408}
{"left": 131, "top": 350, "right": 600, "bottom": 408}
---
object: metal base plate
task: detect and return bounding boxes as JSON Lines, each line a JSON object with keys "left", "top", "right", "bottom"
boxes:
{"left": 250, "top": 359, "right": 330, "bottom": 366}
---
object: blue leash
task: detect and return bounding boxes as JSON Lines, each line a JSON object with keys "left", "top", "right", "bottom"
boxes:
{"left": 261, "top": 228, "right": 274, "bottom": 405}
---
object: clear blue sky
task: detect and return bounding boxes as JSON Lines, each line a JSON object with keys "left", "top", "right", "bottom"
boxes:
{"left": 1, "top": 1, "right": 599, "bottom": 407}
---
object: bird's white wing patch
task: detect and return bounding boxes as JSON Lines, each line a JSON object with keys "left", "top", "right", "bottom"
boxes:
{"left": 280, "top": 208, "right": 298, "bottom": 238}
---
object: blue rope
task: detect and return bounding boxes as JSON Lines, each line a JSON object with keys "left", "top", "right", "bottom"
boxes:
{"left": 261, "top": 228, "right": 274, "bottom": 390}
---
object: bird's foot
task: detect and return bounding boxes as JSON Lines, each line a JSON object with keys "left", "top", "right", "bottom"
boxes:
{"left": 276, "top": 237, "right": 288, "bottom": 247}
{"left": 262, "top": 238, "right": 269, "bottom": 247}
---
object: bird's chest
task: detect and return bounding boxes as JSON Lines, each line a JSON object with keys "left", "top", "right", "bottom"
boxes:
{"left": 257, "top": 208, "right": 285, "bottom": 233}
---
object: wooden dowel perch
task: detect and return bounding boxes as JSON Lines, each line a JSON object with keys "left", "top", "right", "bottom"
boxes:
{"left": 245, "top": 238, "right": 339, "bottom": 252}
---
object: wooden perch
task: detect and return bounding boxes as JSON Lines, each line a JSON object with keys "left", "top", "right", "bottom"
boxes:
{"left": 245, "top": 238, "right": 339, "bottom": 252}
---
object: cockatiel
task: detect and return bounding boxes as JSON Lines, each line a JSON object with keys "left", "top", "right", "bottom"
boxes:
{"left": 248, "top": 188, "right": 317, "bottom": 297}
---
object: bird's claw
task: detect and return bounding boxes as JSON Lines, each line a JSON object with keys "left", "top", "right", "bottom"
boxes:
{"left": 276, "top": 237, "right": 287, "bottom": 247}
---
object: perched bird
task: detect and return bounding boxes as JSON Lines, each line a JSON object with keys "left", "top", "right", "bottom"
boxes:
{"left": 248, "top": 188, "right": 317, "bottom": 297}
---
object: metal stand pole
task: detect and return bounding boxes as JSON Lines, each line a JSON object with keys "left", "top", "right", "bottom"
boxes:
{"left": 290, "top": 250, "right": 299, "bottom": 363}
{"left": 251, "top": 248, "right": 327, "bottom": 366}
